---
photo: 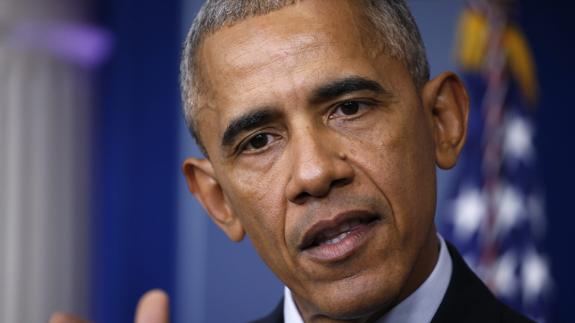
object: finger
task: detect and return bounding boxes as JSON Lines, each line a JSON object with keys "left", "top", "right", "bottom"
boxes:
{"left": 49, "top": 312, "right": 90, "bottom": 323}
{"left": 135, "top": 289, "right": 170, "bottom": 323}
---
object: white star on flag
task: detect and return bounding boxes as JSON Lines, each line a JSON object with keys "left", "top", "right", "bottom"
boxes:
{"left": 493, "top": 251, "right": 519, "bottom": 298}
{"left": 503, "top": 116, "right": 535, "bottom": 163}
{"left": 495, "top": 185, "right": 525, "bottom": 237}
{"left": 452, "top": 188, "right": 486, "bottom": 241}
{"left": 522, "top": 250, "right": 551, "bottom": 305}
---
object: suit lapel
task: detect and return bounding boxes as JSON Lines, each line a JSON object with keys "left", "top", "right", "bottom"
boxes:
{"left": 251, "top": 298, "right": 284, "bottom": 323}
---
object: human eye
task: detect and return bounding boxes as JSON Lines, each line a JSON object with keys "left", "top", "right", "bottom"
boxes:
{"left": 329, "top": 100, "right": 376, "bottom": 120}
{"left": 237, "top": 132, "right": 280, "bottom": 154}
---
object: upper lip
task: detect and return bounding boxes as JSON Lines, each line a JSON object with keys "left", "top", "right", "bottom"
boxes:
{"left": 298, "top": 210, "right": 380, "bottom": 251}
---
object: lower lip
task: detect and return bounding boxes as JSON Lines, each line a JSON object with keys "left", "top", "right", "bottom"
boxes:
{"left": 302, "top": 222, "right": 376, "bottom": 263}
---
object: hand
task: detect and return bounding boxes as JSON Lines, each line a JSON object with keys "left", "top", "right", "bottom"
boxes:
{"left": 49, "top": 289, "right": 169, "bottom": 323}
{"left": 134, "top": 289, "right": 170, "bottom": 323}
{"left": 49, "top": 313, "right": 89, "bottom": 323}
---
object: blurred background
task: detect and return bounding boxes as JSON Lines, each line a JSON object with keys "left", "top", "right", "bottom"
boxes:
{"left": 0, "top": 0, "right": 573, "bottom": 322}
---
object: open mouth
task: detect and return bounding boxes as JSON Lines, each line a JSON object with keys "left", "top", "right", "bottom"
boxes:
{"left": 299, "top": 212, "right": 380, "bottom": 262}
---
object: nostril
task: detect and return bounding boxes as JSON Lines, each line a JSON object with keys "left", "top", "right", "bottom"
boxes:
{"left": 332, "top": 177, "right": 351, "bottom": 189}
{"left": 294, "top": 191, "right": 312, "bottom": 205}
{"left": 291, "top": 177, "right": 352, "bottom": 205}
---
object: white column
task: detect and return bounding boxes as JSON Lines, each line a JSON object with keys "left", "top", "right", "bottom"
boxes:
{"left": 0, "top": 0, "right": 92, "bottom": 321}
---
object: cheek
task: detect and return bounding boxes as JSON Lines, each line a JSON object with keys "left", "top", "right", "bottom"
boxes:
{"left": 352, "top": 107, "right": 436, "bottom": 237}
{"left": 224, "top": 165, "right": 288, "bottom": 244}
{"left": 224, "top": 174, "right": 303, "bottom": 286}
{"left": 230, "top": 185, "right": 280, "bottom": 229}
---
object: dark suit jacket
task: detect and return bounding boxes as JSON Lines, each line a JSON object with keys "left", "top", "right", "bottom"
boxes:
{"left": 252, "top": 242, "right": 534, "bottom": 323}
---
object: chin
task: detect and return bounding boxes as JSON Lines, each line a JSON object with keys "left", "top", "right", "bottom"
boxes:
{"left": 306, "top": 272, "right": 403, "bottom": 320}
{"left": 314, "top": 293, "right": 395, "bottom": 320}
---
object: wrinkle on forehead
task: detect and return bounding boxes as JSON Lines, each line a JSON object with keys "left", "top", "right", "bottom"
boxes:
{"left": 200, "top": 0, "right": 380, "bottom": 76}
{"left": 233, "top": 34, "right": 333, "bottom": 77}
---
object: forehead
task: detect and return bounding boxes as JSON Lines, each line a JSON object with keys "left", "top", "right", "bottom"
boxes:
{"left": 195, "top": 0, "right": 390, "bottom": 150}
{"left": 201, "top": 1, "right": 374, "bottom": 70}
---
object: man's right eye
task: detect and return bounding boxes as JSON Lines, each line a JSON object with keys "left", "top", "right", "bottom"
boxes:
{"left": 240, "top": 133, "right": 277, "bottom": 153}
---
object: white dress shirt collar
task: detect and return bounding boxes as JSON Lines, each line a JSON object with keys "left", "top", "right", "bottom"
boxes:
{"left": 284, "top": 235, "right": 453, "bottom": 323}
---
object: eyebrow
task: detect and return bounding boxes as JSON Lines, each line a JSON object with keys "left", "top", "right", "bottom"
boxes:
{"left": 221, "top": 107, "right": 279, "bottom": 148}
{"left": 220, "top": 76, "right": 388, "bottom": 150}
{"left": 309, "top": 76, "right": 389, "bottom": 105}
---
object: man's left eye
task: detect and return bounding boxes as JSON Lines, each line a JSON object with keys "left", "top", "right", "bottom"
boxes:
{"left": 340, "top": 101, "right": 360, "bottom": 115}
{"left": 330, "top": 100, "right": 373, "bottom": 119}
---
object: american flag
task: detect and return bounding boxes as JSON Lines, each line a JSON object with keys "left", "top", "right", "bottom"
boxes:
{"left": 442, "top": 1, "right": 553, "bottom": 321}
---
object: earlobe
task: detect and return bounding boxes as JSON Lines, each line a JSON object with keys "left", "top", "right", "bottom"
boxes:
{"left": 182, "top": 158, "right": 245, "bottom": 242}
{"left": 423, "top": 72, "right": 470, "bottom": 170}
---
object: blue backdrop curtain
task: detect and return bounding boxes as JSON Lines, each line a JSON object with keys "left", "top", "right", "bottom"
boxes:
{"left": 92, "top": 0, "right": 180, "bottom": 322}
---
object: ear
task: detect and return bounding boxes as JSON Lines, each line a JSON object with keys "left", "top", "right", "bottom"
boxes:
{"left": 422, "top": 72, "right": 469, "bottom": 169}
{"left": 182, "top": 158, "right": 245, "bottom": 242}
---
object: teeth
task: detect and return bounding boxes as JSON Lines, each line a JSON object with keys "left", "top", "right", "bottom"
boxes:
{"left": 316, "top": 220, "right": 363, "bottom": 245}
{"left": 320, "top": 231, "right": 351, "bottom": 245}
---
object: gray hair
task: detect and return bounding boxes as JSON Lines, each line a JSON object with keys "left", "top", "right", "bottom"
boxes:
{"left": 180, "top": 0, "right": 430, "bottom": 153}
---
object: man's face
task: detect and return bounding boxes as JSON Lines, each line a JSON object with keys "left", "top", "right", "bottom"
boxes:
{"left": 191, "top": 0, "right": 447, "bottom": 320}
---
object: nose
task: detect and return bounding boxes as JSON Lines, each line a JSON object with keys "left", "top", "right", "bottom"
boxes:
{"left": 285, "top": 129, "right": 355, "bottom": 204}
